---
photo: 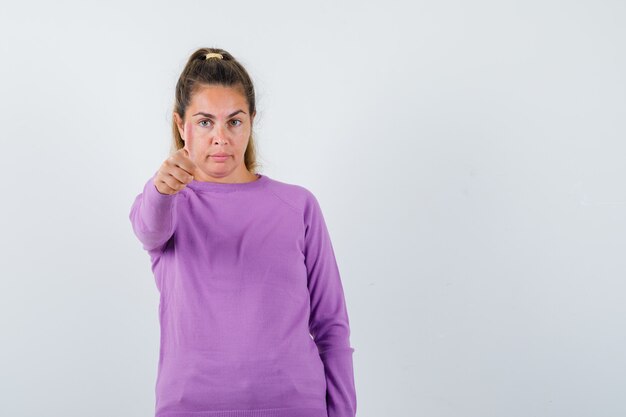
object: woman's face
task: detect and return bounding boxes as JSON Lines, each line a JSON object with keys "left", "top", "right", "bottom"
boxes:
{"left": 174, "top": 84, "right": 255, "bottom": 181}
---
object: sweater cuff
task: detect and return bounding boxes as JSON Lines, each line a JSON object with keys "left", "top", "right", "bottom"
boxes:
{"left": 320, "top": 347, "right": 357, "bottom": 417}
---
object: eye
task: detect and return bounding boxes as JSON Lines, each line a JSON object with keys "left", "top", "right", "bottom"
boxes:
{"left": 199, "top": 120, "right": 211, "bottom": 127}
{"left": 230, "top": 119, "right": 242, "bottom": 126}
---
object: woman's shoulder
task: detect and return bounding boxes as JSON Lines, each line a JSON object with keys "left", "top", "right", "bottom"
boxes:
{"left": 263, "top": 175, "right": 320, "bottom": 213}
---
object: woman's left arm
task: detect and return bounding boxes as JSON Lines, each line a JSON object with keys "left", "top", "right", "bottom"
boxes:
{"left": 303, "top": 191, "right": 357, "bottom": 417}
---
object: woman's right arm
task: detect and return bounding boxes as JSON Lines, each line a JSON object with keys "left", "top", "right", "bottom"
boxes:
{"left": 128, "top": 171, "right": 178, "bottom": 252}
{"left": 129, "top": 147, "right": 197, "bottom": 252}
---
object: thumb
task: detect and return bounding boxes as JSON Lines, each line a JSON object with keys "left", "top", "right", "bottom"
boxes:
{"left": 182, "top": 122, "right": 195, "bottom": 160}
{"left": 182, "top": 145, "right": 197, "bottom": 177}
{"left": 183, "top": 138, "right": 194, "bottom": 160}
{"left": 183, "top": 147, "right": 196, "bottom": 177}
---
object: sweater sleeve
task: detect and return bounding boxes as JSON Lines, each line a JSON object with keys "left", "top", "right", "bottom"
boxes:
{"left": 303, "top": 192, "right": 357, "bottom": 417}
{"left": 129, "top": 171, "right": 178, "bottom": 253}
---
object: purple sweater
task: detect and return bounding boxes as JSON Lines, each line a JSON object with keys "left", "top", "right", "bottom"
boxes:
{"left": 129, "top": 172, "right": 357, "bottom": 417}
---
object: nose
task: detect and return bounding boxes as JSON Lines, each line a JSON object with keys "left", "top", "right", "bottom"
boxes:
{"left": 212, "top": 124, "right": 228, "bottom": 145}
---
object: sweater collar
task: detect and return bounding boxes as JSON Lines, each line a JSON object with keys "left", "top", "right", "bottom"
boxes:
{"left": 186, "top": 173, "right": 269, "bottom": 193}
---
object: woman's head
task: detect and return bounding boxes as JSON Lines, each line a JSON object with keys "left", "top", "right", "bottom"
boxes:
{"left": 172, "top": 47, "right": 260, "bottom": 181}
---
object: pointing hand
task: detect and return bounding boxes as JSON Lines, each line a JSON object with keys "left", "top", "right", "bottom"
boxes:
{"left": 153, "top": 129, "right": 199, "bottom": 195}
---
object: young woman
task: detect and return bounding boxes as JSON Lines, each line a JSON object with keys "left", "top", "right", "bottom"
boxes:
{"left": 129, "top": 47, "right": 357, "bottom": 417}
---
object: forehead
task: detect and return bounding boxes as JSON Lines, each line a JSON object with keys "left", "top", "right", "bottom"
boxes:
{"left": 189, "top": 84, "right": 247, "bottom": 113}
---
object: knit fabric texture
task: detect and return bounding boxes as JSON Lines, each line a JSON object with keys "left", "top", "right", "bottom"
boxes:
{"left": 129, "top": 172, "right": 356, "bottom": 417}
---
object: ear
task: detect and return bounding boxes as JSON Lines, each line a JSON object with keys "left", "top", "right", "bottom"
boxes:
{"left": 174, "top": 112, "right": 185, "bottom": 138}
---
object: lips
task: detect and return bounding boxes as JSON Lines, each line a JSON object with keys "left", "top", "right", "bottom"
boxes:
{"left": 210, "top": 153, "right": 230, "bottom": 162}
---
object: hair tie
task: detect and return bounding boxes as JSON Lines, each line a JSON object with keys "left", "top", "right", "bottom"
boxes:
{"left": 205, "top": 53, "right": 223, "bottom": 60}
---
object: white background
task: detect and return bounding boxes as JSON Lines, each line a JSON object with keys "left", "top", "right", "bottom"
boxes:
{"left": 1, "top": 1, "right": 625, "bottom": 416}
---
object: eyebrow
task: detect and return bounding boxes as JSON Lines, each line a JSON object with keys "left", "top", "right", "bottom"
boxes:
{"left": 192, "top": 110, "right": 247, "bottom": 118}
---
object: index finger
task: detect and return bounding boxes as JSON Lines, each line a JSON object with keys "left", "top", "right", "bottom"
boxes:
{"left": 183, "top": 122, "right": 195, "bottom": 161}
{"left": 182, "top": 125, "right": 199, "bottom": 177}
